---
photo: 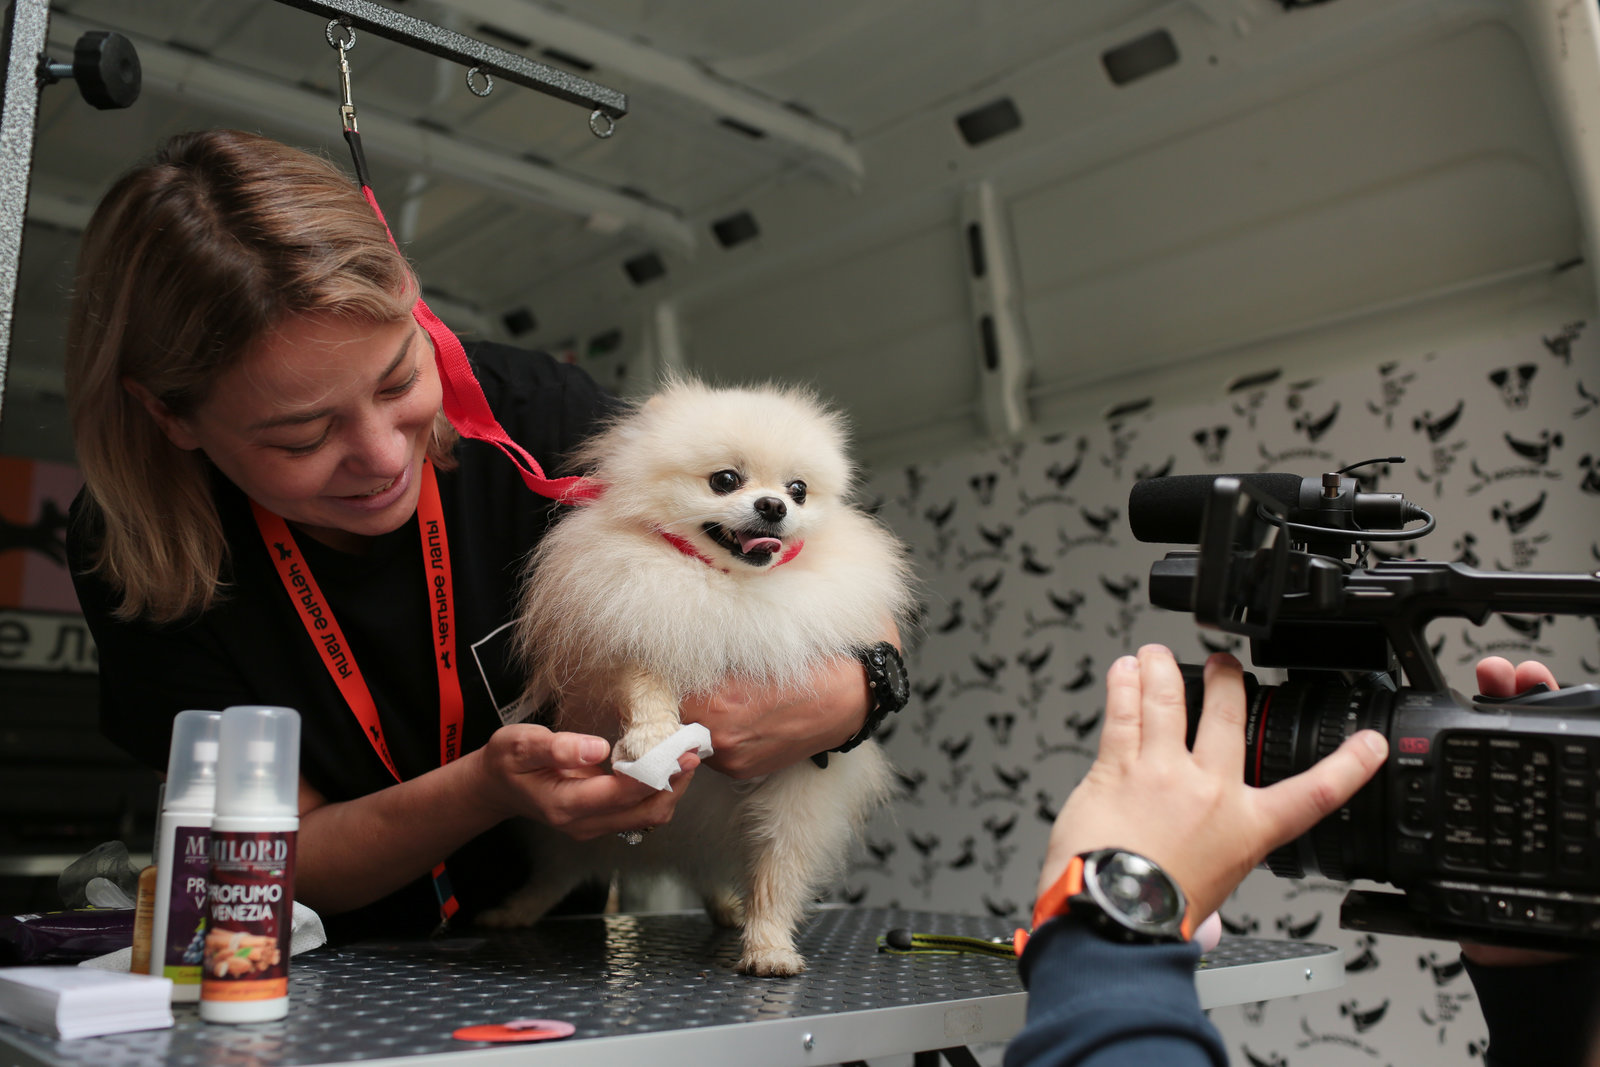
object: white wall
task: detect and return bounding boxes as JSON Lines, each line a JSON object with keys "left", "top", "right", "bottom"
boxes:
{"left": 646, "top": 1, "right": 1585, "bottom": 471}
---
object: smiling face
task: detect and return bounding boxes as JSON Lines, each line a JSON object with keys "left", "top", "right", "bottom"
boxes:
{"left": 134, "top": 313, "right": 442, "bottom": 550}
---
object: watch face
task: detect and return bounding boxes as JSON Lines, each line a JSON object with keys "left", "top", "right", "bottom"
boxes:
{"left": 864, "top": 643, "right": 910, "bottom": 709}
{"left": 1086, "top": 851, "right": 1184, "bottom": 933}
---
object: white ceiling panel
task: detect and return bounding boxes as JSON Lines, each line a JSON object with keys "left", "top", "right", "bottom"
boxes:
{"left": 6, "top": 0, "right": 1595, "bottom": 470}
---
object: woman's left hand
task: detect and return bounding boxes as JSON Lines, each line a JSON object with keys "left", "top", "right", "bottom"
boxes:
{"left": 682, "top": 655, "right": 873, "bottom": 779}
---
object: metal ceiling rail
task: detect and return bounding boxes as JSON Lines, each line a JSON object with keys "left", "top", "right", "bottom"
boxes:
{"left": 273, "top": 0, "right": 627, "bottom": 121}
{"left": 434, "top": 0, "right": 864, "bottom": 185}
{"left": 44, "top": 13, "right": 696, "bottom": 255}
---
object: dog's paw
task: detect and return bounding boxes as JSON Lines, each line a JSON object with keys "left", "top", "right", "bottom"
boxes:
{"left": 614, "top": 720, "right": 688, "bottom": 763}
{"left": 737, "top": 946, "right": 807, "bottom": 977}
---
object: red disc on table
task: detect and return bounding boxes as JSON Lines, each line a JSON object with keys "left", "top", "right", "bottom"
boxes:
{"left": 452, "top": 1019, "right": 576, "bottom": 1042}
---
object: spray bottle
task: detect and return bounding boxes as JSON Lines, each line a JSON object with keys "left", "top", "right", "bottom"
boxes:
{"left": 147, "top": 709, "right": 220, "bottom": 1001}
{"left": 199, "top": 705, "right": 300, "bottom": 1024}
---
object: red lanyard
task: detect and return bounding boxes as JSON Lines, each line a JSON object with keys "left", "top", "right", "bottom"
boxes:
{"left": 315, "top": 65, "right": 589, "bottom": 930}
{"left": 354, "top": 173, "right": 602, "bottom": 507}
{"left": 250, "top": 458, "right": 462, "bottom": 924}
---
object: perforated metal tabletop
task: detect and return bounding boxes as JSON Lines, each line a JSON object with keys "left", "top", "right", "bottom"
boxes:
{"left": 0, "top": 907, "right": 1342, "bottom": 1067}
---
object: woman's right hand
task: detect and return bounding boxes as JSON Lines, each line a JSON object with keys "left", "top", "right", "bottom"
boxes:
{"left": 474, "top": 723, "right": 697, "bottom": 840}
{"left": 293, "top": 725, "right": 697, "bottom": 916}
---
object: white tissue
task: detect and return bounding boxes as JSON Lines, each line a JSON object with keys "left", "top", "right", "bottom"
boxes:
{"left": 612, "top": 723, "right": 714, "bottom": 792}
{"left": 287, "top": 901, "right": 328, "bottom": 957}
{"left": 85, "top": 877, "right": 136, "bottom": 910}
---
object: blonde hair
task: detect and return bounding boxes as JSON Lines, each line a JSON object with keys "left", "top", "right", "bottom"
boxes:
{"left": 65, "top": 129, "right": 457, "bottom": 623}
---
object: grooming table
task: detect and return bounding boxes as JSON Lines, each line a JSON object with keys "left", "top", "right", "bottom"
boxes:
{"left": 0, "top": 906, "right": 1342, "bottom": 1067}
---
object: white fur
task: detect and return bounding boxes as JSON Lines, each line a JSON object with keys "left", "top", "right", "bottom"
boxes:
{"left": 479, "top": 379, "right": 915, "bottom": 976}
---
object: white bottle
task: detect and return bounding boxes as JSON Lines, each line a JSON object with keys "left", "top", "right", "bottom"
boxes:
{"left": 199, "top": 705, "right": 300, "bottom": 1024}
{"left": 148, "top": 709, "right": 221, "bottom": 1002}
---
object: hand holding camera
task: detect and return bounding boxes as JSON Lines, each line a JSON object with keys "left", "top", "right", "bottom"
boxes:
{"left": 1131, "top": 466, "right": 1600, "bottom": 950}
{"left": 1037, "top": 645, "right": 1387, "bottom": 929}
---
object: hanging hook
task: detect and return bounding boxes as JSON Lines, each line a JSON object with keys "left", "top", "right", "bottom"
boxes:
{"left": 326, "top": 18, "right": 358, "bottom": 133}
{"left": 589, "top": 109, "right": 615, "bottom": 139}
{"left": 465, "top": 67, "right": 494, "bottom": 97}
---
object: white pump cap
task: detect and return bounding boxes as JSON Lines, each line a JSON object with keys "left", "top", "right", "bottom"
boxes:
{"left": 215, "top": 705, "right": 301, "bottom": 818}
{"left": 163, "top": 709, "right": 222, "bottom": 813}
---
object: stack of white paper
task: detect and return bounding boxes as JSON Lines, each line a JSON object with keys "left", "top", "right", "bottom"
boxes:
{"left": 0, "top": 967, "right": 173, "bottom": 1040}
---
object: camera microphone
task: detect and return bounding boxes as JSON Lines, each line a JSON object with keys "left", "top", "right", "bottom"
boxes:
{"left": 1128, "top": 471, "right": 1428, "bottom": 545}
{"left": 1128, "top": 473, "right": 1301, "bottom": 543}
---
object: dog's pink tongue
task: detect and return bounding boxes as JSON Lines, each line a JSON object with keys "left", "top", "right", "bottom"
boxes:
{"left": 742, "top": 536, "right": 783, "bottom": 556}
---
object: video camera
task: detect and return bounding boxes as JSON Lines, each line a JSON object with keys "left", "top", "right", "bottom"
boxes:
{"left": 1129, "top": 461, "right": 1600, "bottom": 951}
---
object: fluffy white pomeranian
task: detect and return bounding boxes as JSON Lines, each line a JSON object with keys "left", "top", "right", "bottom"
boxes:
{"left": 480, "top": 378, "right": 916, "bottom": 976}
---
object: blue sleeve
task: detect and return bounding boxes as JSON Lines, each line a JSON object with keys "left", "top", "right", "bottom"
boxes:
{"left": 1003, "top": 920, "right": 1228, "bottom": 1067}
{"left": 1462, "top": 953, "right": 1600, "bottom": 1067}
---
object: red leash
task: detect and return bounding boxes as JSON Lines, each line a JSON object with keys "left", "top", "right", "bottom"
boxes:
{"left": 357, "top": 178, "right": 601, "bottom": 504}
{"left": 342, "top": 126, "right": 602, "bottom": 506}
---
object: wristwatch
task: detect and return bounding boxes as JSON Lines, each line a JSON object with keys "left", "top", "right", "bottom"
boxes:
{"left": 811, "top": 642, "right": 909, "bottom": 768}
{"left": 1014, "top": 848, "right": 1191, "bottom": 955}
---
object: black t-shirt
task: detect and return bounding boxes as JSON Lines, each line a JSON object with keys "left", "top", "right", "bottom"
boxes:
{"left": 68, "top": 342, "right": 618, "bottom": 942}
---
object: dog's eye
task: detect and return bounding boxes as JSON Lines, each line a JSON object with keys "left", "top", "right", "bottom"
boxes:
{"left": 786, "top": 480, "right": 807, "bottom": 505}
{"left": 709, "top": 470, "right": 743, "bottom": 494}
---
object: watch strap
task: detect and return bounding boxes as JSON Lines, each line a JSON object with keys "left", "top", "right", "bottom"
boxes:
{"left": 1033, "top": 854, "right": 1087, "bottom": 933}
{"left": 1014, "top": 854, "right": 1087, "bottom": 957}
{"left": 1013, "top": 851, "right": 1193, "bottom": 957}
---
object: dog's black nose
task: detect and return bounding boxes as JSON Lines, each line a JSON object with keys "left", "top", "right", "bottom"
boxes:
{"left": 754, "top": 496, "right": 787, "bottom": 522}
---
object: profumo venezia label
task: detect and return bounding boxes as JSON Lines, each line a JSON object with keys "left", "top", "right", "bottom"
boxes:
{"left": 202, "top": 830, "right": 296, "bottom": 1002}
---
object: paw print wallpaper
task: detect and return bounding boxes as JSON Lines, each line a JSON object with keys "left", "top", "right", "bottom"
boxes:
{"left": 853, "top": 321, "right": 1598, "bottom": 1064}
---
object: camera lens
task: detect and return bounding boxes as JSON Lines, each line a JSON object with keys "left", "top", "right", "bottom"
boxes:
{"left": 1180, "top": 664, "right": 1395, "bottom": 882}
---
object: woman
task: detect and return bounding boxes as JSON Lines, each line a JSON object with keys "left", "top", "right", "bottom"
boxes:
{"left": 64, "top": 129, "right": 882, "bottom": 942}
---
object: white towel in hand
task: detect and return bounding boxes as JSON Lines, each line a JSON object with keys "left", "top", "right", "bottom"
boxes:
{"left": 612, "top": 724, "right": 714, "bottom": 791}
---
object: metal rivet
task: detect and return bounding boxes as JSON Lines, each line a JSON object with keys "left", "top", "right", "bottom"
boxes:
{"left": 802, "top": 1033, "right": 815, "bottom": 1050}
{"left": 1304, "top": 968, "right": 1313, "bottom": 981}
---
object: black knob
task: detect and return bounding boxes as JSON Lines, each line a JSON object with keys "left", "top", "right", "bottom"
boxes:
{"left": 43, "top": 31, "right": 141, "bottom": 110}
{"left": 74, "top": 31, "right": 141, "bottom": 110}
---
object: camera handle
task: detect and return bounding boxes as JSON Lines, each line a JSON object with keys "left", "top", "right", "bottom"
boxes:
{"left": 1188, "top": 477, "right": 1600, "bottom": 693}
{"left": 1343, "top": 561, "right": 1600, "bottom": 693}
